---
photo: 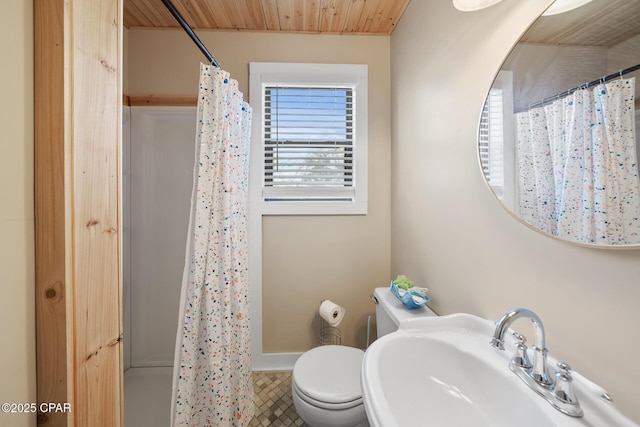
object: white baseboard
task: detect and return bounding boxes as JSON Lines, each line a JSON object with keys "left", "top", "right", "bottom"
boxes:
{"left": 251, "top": 352, "right": 303, "bottom": 371}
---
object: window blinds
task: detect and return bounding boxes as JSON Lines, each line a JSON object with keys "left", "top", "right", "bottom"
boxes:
{"left": 479, "top": 88, "right": 505, "bottom": 197}
{"left": 263, "top": 86, "right": 355, "bottom": 201}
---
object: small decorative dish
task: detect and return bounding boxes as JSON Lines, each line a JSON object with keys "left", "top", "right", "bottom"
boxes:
{"left": 389, "top": 280, "right": 430, "bottom": 310}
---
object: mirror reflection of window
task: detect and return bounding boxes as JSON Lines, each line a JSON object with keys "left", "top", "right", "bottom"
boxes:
{"left": 480, "top": 71, "right": 515, "bottom": 211}
{"left": 637, "top": 110, "right": 640, "bottom": 164}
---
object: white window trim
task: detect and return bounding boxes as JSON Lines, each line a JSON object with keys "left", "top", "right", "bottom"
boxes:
{"left": 249, "top": 62, "right": 368, "bottom": 216}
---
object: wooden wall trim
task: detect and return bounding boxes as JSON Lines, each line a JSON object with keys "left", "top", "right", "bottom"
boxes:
{"left": 35, "top": 0, "right": 67, "bottom": 424}
{"left": 128, "top": 95, "right": 198, "bottom": 106}
{"left": 69, "top": 0, "right": 123, "bottom": 425}
{"left": 35, "top": 0, "right": 123, "bottom": 425}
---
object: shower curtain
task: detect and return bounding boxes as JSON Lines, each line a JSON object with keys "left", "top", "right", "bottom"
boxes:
{"left": 171, "top": 64, "right": 253, "bottom": 426}
{"left": 516, "top": 77, "right": 640, "bottom": 245}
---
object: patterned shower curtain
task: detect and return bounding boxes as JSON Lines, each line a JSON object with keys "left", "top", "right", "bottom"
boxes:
{"left": 171, "top": 63, "right": 254, "bottom": 426}
{"left": 516, "top": 77, "right": 640, "bottom": 245}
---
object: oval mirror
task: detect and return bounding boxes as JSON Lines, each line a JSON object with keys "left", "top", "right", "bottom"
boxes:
{"left": 480, "top": 0, "right": 640, "bottom": 247}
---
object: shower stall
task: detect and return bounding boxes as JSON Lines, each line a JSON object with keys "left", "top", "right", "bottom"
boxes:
{"left": 122, "top": 105, "right": 197, "bottom": 426}
{"left": 123, "top": 8, "right": 255, "bottom": 426}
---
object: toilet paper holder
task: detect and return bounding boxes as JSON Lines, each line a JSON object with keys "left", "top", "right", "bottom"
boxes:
{"left": 320, "top": 318, "right": 342, "bottom": 346}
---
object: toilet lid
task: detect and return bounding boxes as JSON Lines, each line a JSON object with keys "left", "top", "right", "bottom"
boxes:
{"left": 293, "top": 345, "right": 364, "bottom": 405}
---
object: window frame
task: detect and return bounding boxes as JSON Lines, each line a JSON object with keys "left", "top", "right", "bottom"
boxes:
{"left": 249, "top": 62, "right": 368, "bottom": 215}
{"left": 479, "top": 70, "right": 516, "bottom": 211}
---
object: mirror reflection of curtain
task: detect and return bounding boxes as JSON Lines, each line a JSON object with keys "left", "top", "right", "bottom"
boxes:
{"left": 516, "top": 77, "right": 640, "bottom": 245}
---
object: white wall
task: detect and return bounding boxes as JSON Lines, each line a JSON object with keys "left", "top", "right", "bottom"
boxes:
{"left": 390, "top": 0, "right": 640, "bottom": 423}
{"left": 0, "top": 1, "right": 36, "bottom": 426}
{"left": 127, "top": 107, "right": 196, "bottom": 368}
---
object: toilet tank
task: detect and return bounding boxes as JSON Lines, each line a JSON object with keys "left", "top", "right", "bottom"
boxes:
{"left": 374, "top": 287, "right": 437, "bottom": 338}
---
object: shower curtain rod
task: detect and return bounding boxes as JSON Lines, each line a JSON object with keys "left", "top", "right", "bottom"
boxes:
{"left": 160, "top": 0, "right": 221, "bottom": 68}
{"left": 518, "top": 62, "right": 640, "bottom": 112}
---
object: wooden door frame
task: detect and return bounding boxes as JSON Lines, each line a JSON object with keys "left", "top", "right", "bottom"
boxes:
{"left": 35, "top": 0, "right": 123, "bottom": 425}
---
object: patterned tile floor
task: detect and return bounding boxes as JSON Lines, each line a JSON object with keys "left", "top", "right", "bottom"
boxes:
{"left": 250, "top": 371, "right": 306, "bottom": 426}
{"left": 124, "top": 368, "right": 305, "bottom": 426}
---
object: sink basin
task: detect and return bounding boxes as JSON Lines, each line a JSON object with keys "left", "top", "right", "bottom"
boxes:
{"left": 361, "top": 313, "right": 638, "bottom": 427}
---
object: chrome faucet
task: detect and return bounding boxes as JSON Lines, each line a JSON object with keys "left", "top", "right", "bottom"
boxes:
{"left": 491, "top": 308, "right": 583, "bottom": 417}
{"left": 490, "top": 308, "right": 552, "bottom": 386}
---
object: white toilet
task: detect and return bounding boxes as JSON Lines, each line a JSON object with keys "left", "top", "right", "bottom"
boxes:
{"left": 291, "top": 287, "right": 436, "bottom": 427}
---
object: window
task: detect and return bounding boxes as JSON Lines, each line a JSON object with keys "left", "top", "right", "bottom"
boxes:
{"left": 263, "top": 86, "right": 354, "bottom": 200}
{"left": 249, "top": 63, "right": 368, "bottom": 215}
{"left": 480, "top": 87, "right": 505, "bottom": 197}
{"left": 479, "top": 71, "right": 515, "bottom": 210}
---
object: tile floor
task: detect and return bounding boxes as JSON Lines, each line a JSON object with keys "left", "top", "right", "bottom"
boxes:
{"left": 124, "top": 367, "right": 306, "bottom": 426}
{"left": 249, "top": 371, "right": 305, "bottom": 427}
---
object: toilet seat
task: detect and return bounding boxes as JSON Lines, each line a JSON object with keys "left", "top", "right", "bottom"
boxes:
{"left": 292, "top": 345, "right": 364, "bottom": 409}
{"left": 293, "top": 380, "right": 362, "bottom": 410}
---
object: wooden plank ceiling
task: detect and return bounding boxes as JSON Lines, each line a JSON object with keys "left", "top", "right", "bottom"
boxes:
{"left": 124, "top": 0, "right": 412, "bottom": 35}
{"left": 522, "top": 0, "right": 640, "bottom": 47}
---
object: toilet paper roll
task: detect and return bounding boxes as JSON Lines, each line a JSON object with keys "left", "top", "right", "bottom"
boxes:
{"left": 319, "top": 300, "right": 345, "bottom": 327}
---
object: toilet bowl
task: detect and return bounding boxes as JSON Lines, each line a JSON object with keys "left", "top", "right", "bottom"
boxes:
{"left": 292, "top": 287, "right": 437, "bottom": 427}
{"left": 291, "top": 345, "right": 369, "bottom": 427}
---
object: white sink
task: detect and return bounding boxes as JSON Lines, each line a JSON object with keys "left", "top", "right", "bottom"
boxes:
{"left": 361, "top": 313, "right": 638, "bottom": 427}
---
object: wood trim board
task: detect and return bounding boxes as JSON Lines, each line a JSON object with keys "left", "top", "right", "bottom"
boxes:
{"left": 35, "top": 0, "right": 124, "bottom": 425}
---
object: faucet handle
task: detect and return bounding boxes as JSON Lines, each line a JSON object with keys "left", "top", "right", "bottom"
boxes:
{"left": 552, "top": 361, "right": 579, "bottom": 404}
{"left": 511, "top": 332, "right": 532, "bottom": 369}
